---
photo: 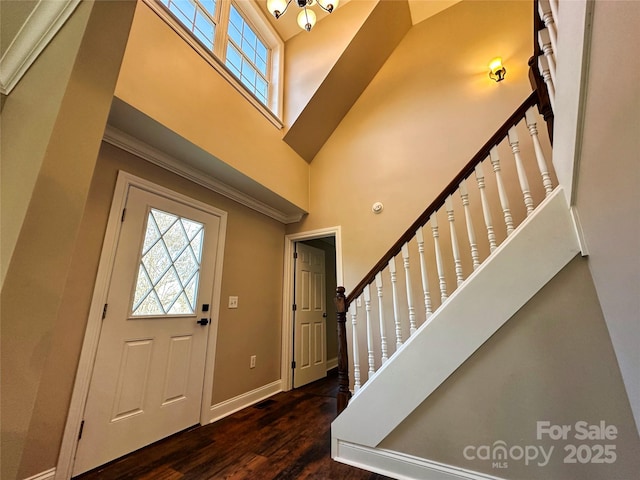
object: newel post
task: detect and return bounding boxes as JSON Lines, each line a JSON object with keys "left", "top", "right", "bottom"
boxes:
{"left": 335, "top": 286, "right": 351, "bottom": 414}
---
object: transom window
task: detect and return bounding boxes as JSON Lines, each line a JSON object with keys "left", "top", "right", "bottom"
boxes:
{"left": 159, "top": 0, "right": 216, "bottom": 50}
{"left": 153, "top": 0, "right": 282, "bottom": 120}
{"left": 226, "top": 5, "right": 269, "bottom": 104}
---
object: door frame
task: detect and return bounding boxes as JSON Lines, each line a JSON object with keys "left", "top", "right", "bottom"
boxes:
{"left": 56, "top": 171, "right": 227, "bottom": 479}
{"left": 281, "top": 227, "right": 343, "bottom": 391}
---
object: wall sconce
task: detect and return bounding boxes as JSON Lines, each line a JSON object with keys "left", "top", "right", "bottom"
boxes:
{"left": 489, "top": 57, "right": 507, "bottom": 82}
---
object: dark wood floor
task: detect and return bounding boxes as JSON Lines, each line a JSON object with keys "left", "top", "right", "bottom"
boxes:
{"left": 75, "top": 371, "right": 392, "bottom": 480}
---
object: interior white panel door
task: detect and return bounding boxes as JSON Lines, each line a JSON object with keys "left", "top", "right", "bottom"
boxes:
{"left": 294, "top": 243, "right": 327, "bottom": 387}
{"left": 73, "top": 186, "right": 221, "bottom": 475}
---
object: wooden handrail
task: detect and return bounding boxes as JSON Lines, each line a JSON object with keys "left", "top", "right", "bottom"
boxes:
{"left": 346, "top": 91, "right": 539, "bottom": 306}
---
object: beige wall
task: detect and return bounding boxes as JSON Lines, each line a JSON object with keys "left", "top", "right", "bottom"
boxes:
{"left": 284, "top": 0, "right": 376, "bottom": 127}
{"left": 287, "top": 0, "right": 539, "bottom": 291}
{"left": 380, "top": 256, "right": 640, "bottom": 479}
{"left": 0, "top": 1, "right": 91, "bottom": 285}
{"left": 114, "top": 1, "right": 309, "bottom": 212}
{"left": 0, "top": 0, "right": 38, "bottom": 57}
{"left": 1, "top": 3, "right": 137, "bottom": 479}
{"left": 573, "top": 0, "right": 640, "bottom": 432}
{"left": 284, "top": 0, "right": 412, "bottom": 161}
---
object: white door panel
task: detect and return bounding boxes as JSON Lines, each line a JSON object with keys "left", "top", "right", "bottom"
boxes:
{"left": 73, "top": 186, "right": 221, "bottom": 475}
{"left": 294, "top": 243, "right": 327, "bottom": 387}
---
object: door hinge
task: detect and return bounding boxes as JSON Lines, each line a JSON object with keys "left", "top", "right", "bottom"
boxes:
{"left": 291, "top": 361, "right": 296, "bottom": 369}
{"left": 292, "top": 304, "right": 297, "bottom": 311}
{"left": 78, "top": 420, "right": 85, "bottom": 440}
{"left": 121, "top": 208, "right": 126, "bottom": 222}
{"left": 293, "top": 251, "right": 298, "bottom": 259}
{"left": 102, "top": 303, "right": 108, "bottom": 320}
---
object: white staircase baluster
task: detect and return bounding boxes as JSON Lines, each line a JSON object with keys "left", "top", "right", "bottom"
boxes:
{"left": 445, "top": 196, "right": 464, "bottom": 287}
{"left": 374, "top": 272, "right": 389, "bottom": 364}
{"left": 475, "top": 163, "right": 497, "bottom": 252}
{"left": 489, "top": 146, "right": 515, "bottom": 235}
{"left": 388, "top": 257, "right": 403, "bottom": 349}
{"left": 350, "top": 300, "right": 361, "bottom": 392}
{"left": 459, "top": 180, "right": 480, "bottom": 269}
{"left": 430, "top": 214, "right": 448, "bottom": 304}
{"left": 401, "top": 243, "right": 417, "bottom": 335}
{"left": 538, "top": 55, "right": 556, "bottom": 111}
{"left": 548, "top": 0, "right": 559, "bottom": 29}
{"left": 538, "top": 28, "right": 556, "bottom": 85}
{"left": 508, "top": 126, "right": 534, "bottom": 216}
{"left": 415, "top": 227, "right": 433, "bottom": 319}
{"left": 525, "top": 109, "right": 553, "bottom": 197}
{"left": 364, "top": 285, "right": 375, "bottom": 380}
{"left": 538, "top": 0, "right": 558, "bottom": 54}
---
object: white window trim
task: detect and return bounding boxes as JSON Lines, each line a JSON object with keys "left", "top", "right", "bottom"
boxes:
{"left": 143, "top": 0, "right": 284, "bottom": 128}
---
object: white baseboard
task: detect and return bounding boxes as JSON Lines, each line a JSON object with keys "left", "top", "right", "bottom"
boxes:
{"left": 208, "top": 380, "right": 282, "bottom": 423}
{"left": 334, "top": 441, "right": 506, "bottom": 480}
{"left": 327, "top": 357, "right": 338, "bottom": 371}
{"left": 23, "top": 467, "right": 56, "bottom": 480}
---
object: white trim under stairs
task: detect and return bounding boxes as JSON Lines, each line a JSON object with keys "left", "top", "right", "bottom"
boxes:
{"left": 335, "top": 442, "right": 507, "bottom": 480}
{"left": 332, "top": 188, "right": 580, "bottom": 472}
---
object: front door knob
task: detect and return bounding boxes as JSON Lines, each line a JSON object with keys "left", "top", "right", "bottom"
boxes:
{"left": 197, "top": 318, "right": 209, "bottom": 326}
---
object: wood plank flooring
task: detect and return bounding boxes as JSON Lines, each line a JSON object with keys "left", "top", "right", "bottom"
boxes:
{"left": 75, "top": 371, "right": 392, "bottom": 480}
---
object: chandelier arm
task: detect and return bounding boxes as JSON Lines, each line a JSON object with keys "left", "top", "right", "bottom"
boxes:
{"left": 274, "top": 0, "right": 294, "bottom": 19}
{"left": 301, "top": 6, "right": 312, "bottom": 31}
{"left": 317, "top": 1, "right": 335, "bottom": 13}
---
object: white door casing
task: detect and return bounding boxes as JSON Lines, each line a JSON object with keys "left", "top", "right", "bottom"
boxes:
{"left": 68, "top": 174, "right": 226, "bottom": 478}
{"left": 293, "top": 243, "right": 327, "bottom": 388}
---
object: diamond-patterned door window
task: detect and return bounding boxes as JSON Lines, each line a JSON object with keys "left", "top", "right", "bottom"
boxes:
{"left": 132, "top": 208, "right": 205, "bottom": 316}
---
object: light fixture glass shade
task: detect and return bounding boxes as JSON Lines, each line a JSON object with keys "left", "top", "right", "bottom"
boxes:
{"left": 489, "top": 57, "right": 506, "bottom": 82}
{"left": 317, "top": 0, "right": 338, "bottom": 12}
{"left": 267, "top": 0, "right": 288, "bottom": 18}
{"left": 489, "top": 57, "right": 503, "bottom": 73}
{"left": 297, "top": 8, "right": 316, "bottom": 31}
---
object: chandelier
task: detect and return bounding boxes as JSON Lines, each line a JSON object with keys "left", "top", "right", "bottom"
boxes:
{"left": 267, "top": 0, "right": 339, "bottom": 32}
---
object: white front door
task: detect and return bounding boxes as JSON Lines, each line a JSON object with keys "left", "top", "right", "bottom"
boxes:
{"left": 293, "top": 243, "right": 327, "bottom": 388}
{"left": 73, "top": 186, "right": 222, "bottom": 475}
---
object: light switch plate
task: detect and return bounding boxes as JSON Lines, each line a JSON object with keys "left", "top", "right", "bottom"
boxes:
{"left": 228, "top": 296, "right": 238, "bottom": 309}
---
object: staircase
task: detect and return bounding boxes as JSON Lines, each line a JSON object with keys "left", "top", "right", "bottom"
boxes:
{"left": 330, "top": 1, "right": 576, "bottom": 478}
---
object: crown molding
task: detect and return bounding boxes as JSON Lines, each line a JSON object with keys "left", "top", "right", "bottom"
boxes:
{"left": 0, "top": 0, "right": 81, "bottom": 95}
{"left": 103, "top": 125, "right": 304, "bottom": 224}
